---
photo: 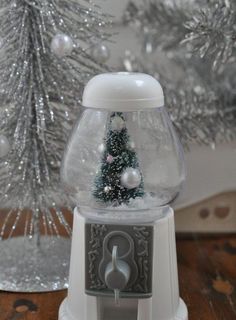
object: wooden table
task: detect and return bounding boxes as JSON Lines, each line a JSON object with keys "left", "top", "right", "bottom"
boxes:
{"left": 0, "top": 233, "right": 236, "bottom": 320}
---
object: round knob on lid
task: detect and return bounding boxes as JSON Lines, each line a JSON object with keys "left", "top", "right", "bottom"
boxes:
{"left": 104, "top": 246, "right": 130, "bottom": 291}
{"left": 82, "top": 72, "right": 164, "bottom": 111}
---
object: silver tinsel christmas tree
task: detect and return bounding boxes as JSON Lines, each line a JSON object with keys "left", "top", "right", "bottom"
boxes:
{"left": 0, "top": 0, "right": 110, "bottom": 292}
{"left": 122, "top": 0, "right": 236, "bottom": 147}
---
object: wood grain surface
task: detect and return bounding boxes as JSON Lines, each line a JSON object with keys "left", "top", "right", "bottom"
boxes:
{"left": 0, "top": 233, "right": 236, "bottom": 320}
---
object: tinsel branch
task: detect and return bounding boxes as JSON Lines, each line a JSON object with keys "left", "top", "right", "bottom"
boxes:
{"left": 0, "top": 0, "right": 110, "bottom": 240}
{"left": 125, "top": 0, "right": 236, "bottom": 68}
{"left": 183, "top": 1, "right": 236, "bottom": 69}
{"left": 122, "top": 0, "right": 236, "bottom": 146}
{"left": 124, "top": 0, "right": 191, "bottom": 51}
{"left": 121, "top": 51, "right": 236, "bottom": 147}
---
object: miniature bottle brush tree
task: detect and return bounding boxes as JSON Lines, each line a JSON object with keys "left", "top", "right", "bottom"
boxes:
{"left": 93, "top": 112, "right": 144, "bottom": 205}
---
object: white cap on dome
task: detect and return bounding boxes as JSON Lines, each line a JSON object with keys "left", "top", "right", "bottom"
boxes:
{"left": 82, "top": 72, "right": 164, "bottom": 111}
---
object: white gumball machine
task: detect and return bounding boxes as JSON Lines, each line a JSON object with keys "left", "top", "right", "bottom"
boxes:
{"left": 59, "top": 73, "right": 188, "bottom": 320}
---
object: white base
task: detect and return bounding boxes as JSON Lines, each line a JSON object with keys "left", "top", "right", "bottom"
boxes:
{"left": 58, "top": 207, "right": 188, "bottom": 320}
{"left": 59, "top": 297, "right": 188, "bottom": 320}
{"left": 0, "top": 236, "right": 70, "bottom": 292}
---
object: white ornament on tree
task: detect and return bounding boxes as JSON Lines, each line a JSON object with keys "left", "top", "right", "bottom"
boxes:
{"left": 110, "top": 115, "right": 125, "bottom": 132}
{"left": 0, "top": 135, "right": 10, "bottom": 158}
{"left": 92, "top": 43, "right": 110, "bottom": 63}
{"left": 104, "top": 186, "right": 112, "bottom": 193}
{"left": 98, "top": 143, "right": 105, "bottom": 154}
{"left": 121, "top": 167, "right": 142, "bottom": 189}
{"left": 51, "top": 33, "right": 73, "bottom": 58}
{"left": 127, "top": 140, "right": 136, "bottom": 150}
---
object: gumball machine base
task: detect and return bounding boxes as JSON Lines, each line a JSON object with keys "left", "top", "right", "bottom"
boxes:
{"left": 59, "top": 207, "right": 188, "bottom": 320}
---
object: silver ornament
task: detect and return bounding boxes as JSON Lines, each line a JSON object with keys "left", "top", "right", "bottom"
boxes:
{"left": 111, "top": 116, "right": 125, "bottom": 132}
{"left": 121, "top": 168, "right": 141, "bottom": 189}
{"left": 0, "top": 134, "right": 10, "bottom": 158}
{"left": 92, "top": 43, "right": 110, "bottom": 63}
{"left": 51, "top": 34, "right": 73, "bottom": 58}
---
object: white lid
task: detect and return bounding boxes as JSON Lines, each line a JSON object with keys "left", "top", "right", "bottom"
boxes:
{"left": 82, "top": 72, "right": 164, "bottom": 111}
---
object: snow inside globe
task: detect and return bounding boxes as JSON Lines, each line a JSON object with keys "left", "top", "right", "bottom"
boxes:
{"left": 61, "top": 73, "right": 185, "bottom": 220}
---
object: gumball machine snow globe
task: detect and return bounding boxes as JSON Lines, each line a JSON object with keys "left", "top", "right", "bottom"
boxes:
{"left": 59, "top": 73, "right": 188, "bottom": 320}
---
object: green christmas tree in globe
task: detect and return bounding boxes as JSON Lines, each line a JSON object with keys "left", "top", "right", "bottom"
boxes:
{"left": 93, "top": 112, "right": 144, "bottom": 205}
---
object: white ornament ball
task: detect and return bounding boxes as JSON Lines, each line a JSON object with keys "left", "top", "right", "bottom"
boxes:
{"left": 104, "top": 186, "right": 112, "bottom": 193}
{"left": 51, "top": 34, "right": 73, "bottom": 58}
{"left": 0, "top": 135, "right": 10, "bottom": 158}
{"left": 121, "top": 168, "right": 142, "bottom": 189}
{"left": 127, "top": 141, "right": 136, "bottom": 150}
{"left": 111, "top": 116, "right": 125, "bottom": 132}
{"left": 92, "top": 43, "right": 110, "bottom": 63}
{"left": 98, "top": 143, "right": 105, "bottom": 154}
{"left": 0, "top": 37, "right": 3, "bottom": 49}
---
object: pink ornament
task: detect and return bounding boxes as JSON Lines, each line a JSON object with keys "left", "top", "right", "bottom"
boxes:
{"left": 106, "top": 154, "right": 114, "bottom": 164}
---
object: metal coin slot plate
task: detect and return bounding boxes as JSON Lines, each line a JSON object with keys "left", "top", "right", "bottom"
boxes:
{"left": 85, "top": 222, "right": 153, "bottom": 298}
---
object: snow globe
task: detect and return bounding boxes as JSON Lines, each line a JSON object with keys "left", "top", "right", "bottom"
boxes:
{"left": 59, "top": 72, "right": 188, "bottom": 320}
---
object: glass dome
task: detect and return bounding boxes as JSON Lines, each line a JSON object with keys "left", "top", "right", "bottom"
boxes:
{"left": 61, "top": 73, "right": 185, "bottom": 213}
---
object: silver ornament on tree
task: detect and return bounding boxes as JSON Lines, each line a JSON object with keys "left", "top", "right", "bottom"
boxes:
{"left": 121, "top": 167, "right": 142, "bottom": 189}
{"left": 51, "top": 33, "right": 74, "bottom": 58}
{"left": 91, "top": 43, "right": 110, "bottom": 63}
{"left": 0, "top": 135, "right": 10, "bottom": 158}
